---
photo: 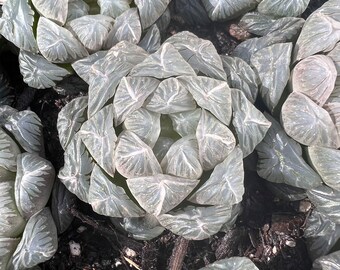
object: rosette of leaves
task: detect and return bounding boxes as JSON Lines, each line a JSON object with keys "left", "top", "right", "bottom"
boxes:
{"left": 0, "top": 0, "right": 171, "bottom": 89}
{"left": 57, "top": 32, "right": 272, "bottom": 241}
{"left": 0, "top": 105, "right": 57, "bottom": 269}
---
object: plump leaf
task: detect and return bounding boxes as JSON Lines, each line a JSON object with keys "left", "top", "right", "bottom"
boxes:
{"left": 138, "top": 24, "right": 161, "bottom": 53}
{"left": 196, "top": 110, "right": 235, "bottom": 170}
{"left": 324, "top": 102, "right": 340, "bottom": 140}
{"left": 239, "top": 12, "right": 278, "bottom": 36}
{"left": 165, "top": 31, "right": 226, "bottom": 80}
{"left": 0, "top": 0, "right": 38, "bottom": 52}
{"left": 145, "top": 78, "right": 196, "bottom": 114}
{"left": 0, "top": 181, "right": 26, "bottom": 238}
{"left": 0, "top": 106, "right": 17, "bottom": 126}
{"left": 10, "top": 208, "right": 57, "bottom": 269}
{"left": 114, "top": 77, "right": 160, "bottom": 126}
{"left": 127, "top": 174, "right": 198, "bottom": 215}
{"left": 115, "top": 131, "right": 162, "bottom": 178}
{"left": 4, "top": 110, "right": 44, "bottom": 156}
{"left": 291, "top": 55, "right": 337, "bottom": 106}
{"left": 190, "top": 146, "right": 244, "bottom": 206}
{"left": 199, "top": 257, "right": 259, "bottom": 270}
{"left": 281, "top": 92, "right": 339, "bottom": 148}
{"left": 313, "top": 250, "right": 340, "bottom": 270}
{"left": 328, "top": 42, "right": 340, "bottom": 73}
{"left": 293, "top": 3, "right": 340, "bottom": 62}
{"left": 15, "top": 153, "right": 55, "bottom": 219}
{"left": 57, "top": 96, "right": 88, "bottom": 150}
{"left": 68, "top": 15, "right": 114, "bottom": 52}
{"left": 221, "top": 55, "right": 258, "bottom": 103}
{"left": 123, "top": 108, "right": 161, "bottom": 148}
{"left": 0, "top": 127, "right": 21, "bottom": 172}
{"left": 174, "top": 0, "right": 211, "bottom": 25}
{"left": 157, "top": 204, "right": 234, "bottom": 240}
{"left": 178, "top": 76, "right": 232, "bottom": 125}
{"left": 265, "top": 182, "right": 307, "bottom": 201}
{"left": 78, "top": 105, "right": 116, "bottom": 177}
{"left": 152, "top": 136, "right": 174, "bottom": 162}
{"left": 104, "top": 8, "right": 141, "bottom": 49}
{"left": 135, "top": 0, "right": 170, "bottom": 29}
{"left": 37, "top": 17, "right": 89, "bottom": 63}
{"left": 201, "top": 0, "right": 258, "bottom": 21}
{"left": 307, "top": 185, "right": 340, "bottom": 223}
{"left": 155, "top": 6, "right": 171, "bottom": 32}
{"left": 257, "top": 113, "right": 322, "bottom": 189}
{"left": 98, "top": 0, "right": 130, "bottom": 18}
{"left": 231, "top": 89, "right": 271, "bottom": 157}
{"left": 19, "top": 50, "right": 70, "bottom": 89}
{"left": 258, "top": 0, "right": 310, "bottom": 17}
{"left": 0, "top": 238, "right": 20, "bottom": 270}
{"left": 87, "top": 41, "right": 148, "bottom": 118}
{"left": 161, "top": 135, "right": 203, "bottom": 180}
{"left": 89, "top": 165, "right": 144, "bottom": 217}
{"left": 32, "top": 0, "right": 68, "bottom": 25}
{"left": 66, "top": 0, "right": 89, "bottom": 22}
{"left": 58, "top": 135, "right": 94, "bottom": 203}
{"left": 112, "top": 214, "right": 164, "bottom": 240}
{"left": 130, "top": 43, "right": 196, "bottom": 78}
{"left": 307, "top": 146, "right": 340, "bottom": 191}
{"left": 169, "top": 109, "right": 202, "bottom": 138}
{"left": 250, "top": 43, "right": 292, "bottom": 112}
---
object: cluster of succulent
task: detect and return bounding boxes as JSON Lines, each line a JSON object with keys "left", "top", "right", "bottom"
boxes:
{"left": 0, "top": 105, "right": 57, "bottom": 270}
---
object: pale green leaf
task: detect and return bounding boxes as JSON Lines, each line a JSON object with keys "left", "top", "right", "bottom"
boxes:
{"left": 32, "top": 0, "right": 68, "bottom": 25}
{"left": 135, "top": 0, "right": 170, "bottom": 29}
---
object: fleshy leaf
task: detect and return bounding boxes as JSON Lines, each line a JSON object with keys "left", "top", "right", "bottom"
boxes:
{"left": 165, "top": 31, "right": 227, "bottom": 80}
{"left": 257, "top": 0, "right": 310, "bottom": 17}
{"left": 0, "top": 127, "right": 21, "bottom": 172}
{"left": 221, "top": 55, "right": 258, "bottom": 103}
{"left": 250, "top": 43, "right": 292, "bottom": 112}
{"left": 199, "top": 257, "right": 259, "bottom": 270}
{"left": 152, "top": 136, "right": 174, "bottom": 162}
{"left": 104, "top": 8, "right": 141, "bottom": 49}
{"left": 113, "top": 76, "right": 160, "bottom": 126}
{"left": 32, "top": 0, "right": 68, "bottom": 25}
{"left": 169, "top": 109, "right": 202, "bottom": 137}
{"left": 189, "top": 146, "right": 244, "bottom": 206}
{"left": 0, "top": 0, "right": 38, "bottom": 52}
{"left": 37, "top": 17, "right": 89, "bottom": 63}
{"left": 4, "top": 110, "right": 44, "bottom": 156}
{"left": 231, "top": 89, "right": 271, "bottom": 157}
{"left": 15, "top": 153, "right": 55, "bottom": 219}
{"left": 256, "top": 113, "right": 322, "bottom": 189}
{"left": 307, "top": 146, "right": 340, "bottom": 191}
{"left": 0, "top": 238, "right": 20, "bottom": 270}
{"left": 178, "top": 76, "right": 232, "bottom": 125}
{"left": 78, "top": 105, "right": 116, "bottom": 177}
{"left": 324, "top": 102, "right": 340, "bottom": 140}
{"left": 130, "top": 43, "right": 196, "bottom": 78}
{"left": 98, "top": 0, "right": 130, "bottom": 18}
{"left": 135, "top": 0, "right": 170, "bottom": 29}
{"left": 313, "top": 251, "right": 340, "bottom": 270}
{"left": 291, "top": 55, "right": 337, "bottom": 106}
{"left": 281, "top": 92, "right": 339, "bottom": 148}
{"left": 87, "top": 41, "right": 148, "bottom": 118}
{"left": 138, "top": 24, "right": 161, "bottom": 53}
{"left": 201, "top": 0, "right": 258, "bottom": 21}
{"left": 157, "top": 204, "right": 234, "bottom": 240}
{"left": 127, "top": 174, "right": 199, "bottom": 215}
{"left": 68, "top": 15, "right": 114, "bottom": 52}
{"left": 174, "top": 0, "right": 211, "bottom": 25}
{"left": 239, "top": 12, "right": 278, "bottom": 36}
{"left": 58, "top": 135, "right": 94, "bottom": 203}
{"left": 19, "top": 50, "right": 70, "bottom": 89}
{"left": 145, "top": 77, "right": 196, "bottom": 114}
{"left": 328, "top": 42, "right": 340, "bottom": 73}
{"left": 0, "top": 181, "right": 26, "bottom": 238}
{"left": 161, "top": 135, "right": 203, "bottom": 180}
{"left": 89, "top": 165, "right": 144, "bottom": 217}
{"left": 66, "top": 0, "right": 89, "bottom": 22}
{"left": 115, "top": 131, "right": 162, "bottom": 178}
{"left": 10, "top": 208, "right": 58, "bottom": 269}
{"left": 123, "top": 108, "right": 161, "bottom": 148}
{"left": 196, "top": 110, "right": 236, "bottom": 170}
{"left": 57, "top": 96, "right": 88, "bottom": 150}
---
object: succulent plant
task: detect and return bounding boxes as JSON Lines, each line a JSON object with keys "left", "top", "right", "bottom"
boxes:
{"left": 0, "top": 105, "right": 57, "bottom": 269}
{"left": 0, "top": 0, "right": 171, "bottom": 89}
{"left": 56, "top": 31, "right": 272, "bottom": 241}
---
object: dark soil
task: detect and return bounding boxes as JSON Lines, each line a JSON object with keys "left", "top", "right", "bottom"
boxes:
{"left": 0, "top": 0, "right": 329, "bottom": 269}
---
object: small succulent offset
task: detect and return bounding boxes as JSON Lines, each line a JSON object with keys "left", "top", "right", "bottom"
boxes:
{"left": 57, "top": 31, "right": 272, "bottom": 241}
{"left": 0, "top": 0, "right": 171, "bottom": 89}
{"left": 0, "top": 105, "right": 57, "bottom": 270}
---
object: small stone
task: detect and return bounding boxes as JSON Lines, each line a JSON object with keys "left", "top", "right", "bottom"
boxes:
{"left": 76, "top": 225, "right": 87, "bottom": 233}
{"left": 69, "top": 240, "right": 81, "bottom": 256}
{"left": 272, "top": 246, "right": 278, "bottom": 254}
{"left": 124, "top": 247, "right": 137, "bottom": 258}
{"left": 299, "top": 200, "right": 312, "bottom": 213}
{"left": 285, "top": 239, "right": 296, "bottom": 247}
